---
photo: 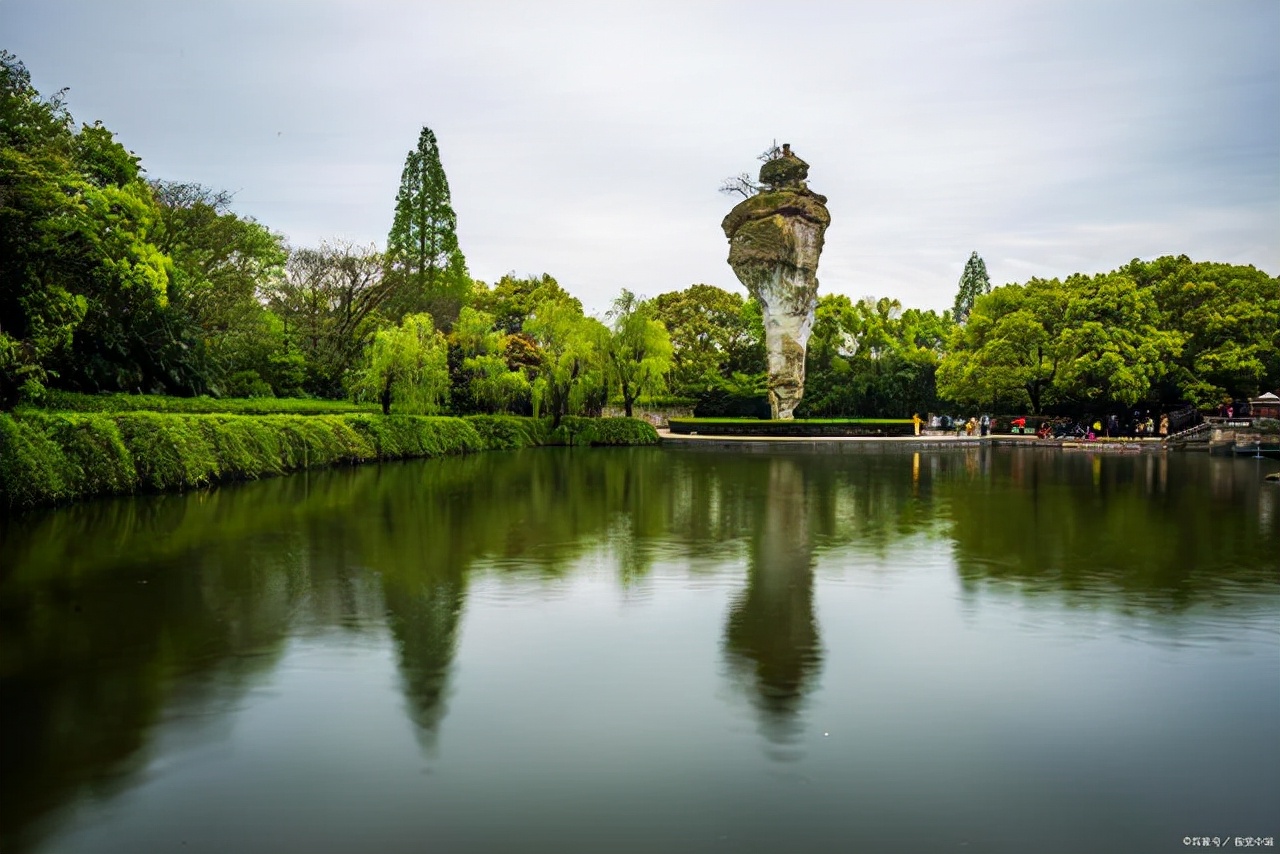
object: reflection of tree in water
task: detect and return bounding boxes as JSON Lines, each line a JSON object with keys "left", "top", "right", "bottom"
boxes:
{"left": 382, "top": 576, "right": 465, "bottom": 746}
{"left": 945, "top": 451, "right": 1280, "bottom": 608}
{"left": 722, "top": 456, "right": 822, "bottom": 751}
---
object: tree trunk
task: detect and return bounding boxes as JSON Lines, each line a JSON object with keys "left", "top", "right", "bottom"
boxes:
{"left": 380, "top": 378, "right": 393, "bottom": 416}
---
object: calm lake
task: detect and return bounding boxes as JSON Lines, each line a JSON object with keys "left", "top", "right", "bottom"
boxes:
{"left": 1, "top": 445, "right": 1277, "bottom": 854}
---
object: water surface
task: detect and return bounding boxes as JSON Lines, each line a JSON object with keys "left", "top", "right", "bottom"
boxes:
{"left": 1, "top": 446, "right": 1277, "bottom": 854}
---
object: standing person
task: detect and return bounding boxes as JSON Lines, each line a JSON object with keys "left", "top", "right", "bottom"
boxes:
{"left": 979, "top": 414, "right": 990, "bottom": 437}
{"left": 1159, "top": 413, "right": 1169, "bottom": 437}
{"left": 912, "top": 413, "right": 923, "bottom": 436}
{"left": 965, "top": 417, "right": 976, "bottom": 436}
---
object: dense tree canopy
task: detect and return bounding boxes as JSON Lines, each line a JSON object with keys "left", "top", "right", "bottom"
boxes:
{"left": 938, "top": 270, "right": 1183, "bottom": 412}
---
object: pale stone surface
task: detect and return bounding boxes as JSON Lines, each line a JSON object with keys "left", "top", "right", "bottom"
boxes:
{"left": 721, "top": 148, "right": 830, "bottom": 419}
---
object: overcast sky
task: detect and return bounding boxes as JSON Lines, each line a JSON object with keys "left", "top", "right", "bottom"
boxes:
{"left": 5, "top": 0, "right": 1277, "bottom": 315}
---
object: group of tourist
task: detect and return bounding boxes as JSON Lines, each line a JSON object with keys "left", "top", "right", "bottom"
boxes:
{"left": 927, "top": 412, "right": 1171, "bottom": 440}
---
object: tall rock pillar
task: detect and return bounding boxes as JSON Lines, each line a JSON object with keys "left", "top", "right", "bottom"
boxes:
{"left": 722, "top": 145, "right": 830, "bottom": 420}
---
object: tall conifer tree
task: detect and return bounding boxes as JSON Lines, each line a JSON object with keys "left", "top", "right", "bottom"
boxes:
{"left": 386, "top": 127, "right": 469, "bottom": 329}
{"left": 952, "top": 251, "right": 991, "bottom": 325}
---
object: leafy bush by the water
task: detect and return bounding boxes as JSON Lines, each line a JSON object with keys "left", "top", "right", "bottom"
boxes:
{"left": 0, "top": 410, "right": 660, "bottom": 511}
{"left": 464, "top": 415, "right": 551, "bottom": 450}
{"left": 346, "top": 415, "right": 483, "bottom": 459}
{"left": 26, "top": 412, "right": 137, "bottom": 497}
{"left": 555, "top": 416, "right": 660, "bottom": 446}
{"left": 0, "top": 414, "right": 75, "bottom": 507}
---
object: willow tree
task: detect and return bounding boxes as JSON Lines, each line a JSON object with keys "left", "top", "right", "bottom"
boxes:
{"left": 606, "top": 290, "right": 672, "bottom": 417}
{"left": 355, "top": 313, "right": 449, "bottom": 415}
{"left": 386, "top": 127, "right": 469, "bottom": 328}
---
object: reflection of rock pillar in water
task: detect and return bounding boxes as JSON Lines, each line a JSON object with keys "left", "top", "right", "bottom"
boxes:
{"left": 722, "top": 146, "right": 830, "bottom": 420}
{"left": 724, "top": 457, "right": 822, "bottom": 749}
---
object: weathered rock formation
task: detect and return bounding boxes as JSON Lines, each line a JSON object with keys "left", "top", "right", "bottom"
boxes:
{"left": 722, "top": 145, "right": 830, "bottom": 420}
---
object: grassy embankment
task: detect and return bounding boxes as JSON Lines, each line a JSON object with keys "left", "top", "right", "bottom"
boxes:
{"left": 0, "top": 393, "right": 658, "bottom": 511}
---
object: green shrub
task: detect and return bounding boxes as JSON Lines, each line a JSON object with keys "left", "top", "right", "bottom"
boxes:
{"left": 113, "top": 414, "right": 221, "bottom": 491}
{"left": 0, "top": 414, "right": 73, "bottom": 509}
{"left": 197, "top": 416, "right": 285, "bottom": 480}
{"left": 38, "top": 413, "right": 136, "bottom": 497}
{"left": 555, "top": 416, "right": 659, "bottom": 446}
{"left": 2, "top": 408, "right": 660, "bottom": 510}
{"left": 345, "top": 415, "right": 481, "bottom": 459}
{"left": 464, "top": 415, "right": 550, "bottom": 450}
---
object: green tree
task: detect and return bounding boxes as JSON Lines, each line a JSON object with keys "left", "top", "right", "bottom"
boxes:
{"left": 472, "top": 273, "right": 580, "bottom": 335}
{"left": 354, "top": 313, "right": 449, "bottom": 415}
{"left": 650, "top": 284, "right": 763, "bottom": 397}
{"left": 1054, "top": 271, "right": 1181, "bottom": 406}
{"left": 0, "top": 51, "right": 86, "bottom": 406}
{"left": 801, "top": 295, "right": 948, "bottom": 417}
{"left": 606, "top": 290, "right": 673, "bottom": 417}
{"left": 149, "top": 180, "right": 289, "bottom": 394}
{"left": 523, "top": 299, "right": 608, "bottom": 428}
{"left": 0, "top": 57, "right": 191, "bottom": 398}
{"left": 385, "top": 127, "right": 469, "bottom": 329}
{"left": 266, "top": 241, "right": 392, "bottom": 397}
{"left": 952, "top": 251, "right": 991, "bottom": 325}
{"left": 1127, "top": 256, "right": 1280, "bottom": 406}
{"left": 937, "top": 280, "right": 1069, "bottom": 413}
{"left": 450, "top": 306, "right": 530, "bottom": 414}
{"left": 938, "top": 270, "right": 1181, "bottom": 411}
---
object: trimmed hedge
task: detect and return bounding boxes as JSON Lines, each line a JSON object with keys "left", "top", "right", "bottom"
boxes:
{"left": 668, "top": 417, "right": 914, "bottom": 437}
{"left": 0, "top": 412, "right": 658, "bottom": 510}
{"left": 34, "top": 390, "right": 376, "bottom": 416}
{"left": 555, "top": 416, "right": 661, "bottom": 446}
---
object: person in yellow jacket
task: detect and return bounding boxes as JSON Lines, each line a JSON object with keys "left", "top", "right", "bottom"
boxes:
{"left": 912, "top": 413, "right": 923, "bottom": 436}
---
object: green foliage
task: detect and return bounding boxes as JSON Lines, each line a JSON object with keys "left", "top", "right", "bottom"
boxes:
{"left": 938, "top": 271, "right": 1181, "bottom": 411}
{"left": 553, "top": 416, "right": 660, "bottom": 446}
{"left": 606, "top": 290, "right": 673, "bottom": 417}
{"left": 1127, "top": 256, "right": 1280, "bottom": 406}
{"left": 353, "top": 313, "right": 450, "bottom": 415}
{"left": 650, "top": 284, "right": 765, "bottom": 398}
{"left": 953, "top": 251, "right": 991, "bottom": 325}
{"left": 385, "top": 127, "right": 469, "bottom": 328}
{"left": 472, "top": 273, "right": 581, "bottom": 335}
{"left": 668, "top": 417, "right": 913, "bottom": 437}
{"left": 524, "top": 299, "right": 609, "bottom": 428}
{"left": 31, "top": 412, "right": 137, "bottom": 496}
{"left": 449, "top": 306, "right": 532, "bottom": 414}
{"left": 0, "top": 413, "right": 74, "bottom": 507}
{"left": 345, "top": 415, "right": 482, "bottom": 459}
{"left": 0, "top": 408, "right": 661, "bottom": 510}
{"left": 113, "top": 413, "right": 221, "bottom": 491}
{"left": 800, "top": 295, "right": 950, "bottom": 418}
{"left": 149, "top": 180, "right": 289, "bottom": 395}
{"left": 463, "top": 415, "right": 551, "bottom": 450}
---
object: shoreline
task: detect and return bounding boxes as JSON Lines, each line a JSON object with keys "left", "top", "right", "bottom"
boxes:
{"left": 658, "top": 429, "right": 1169, "bottom": 453}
